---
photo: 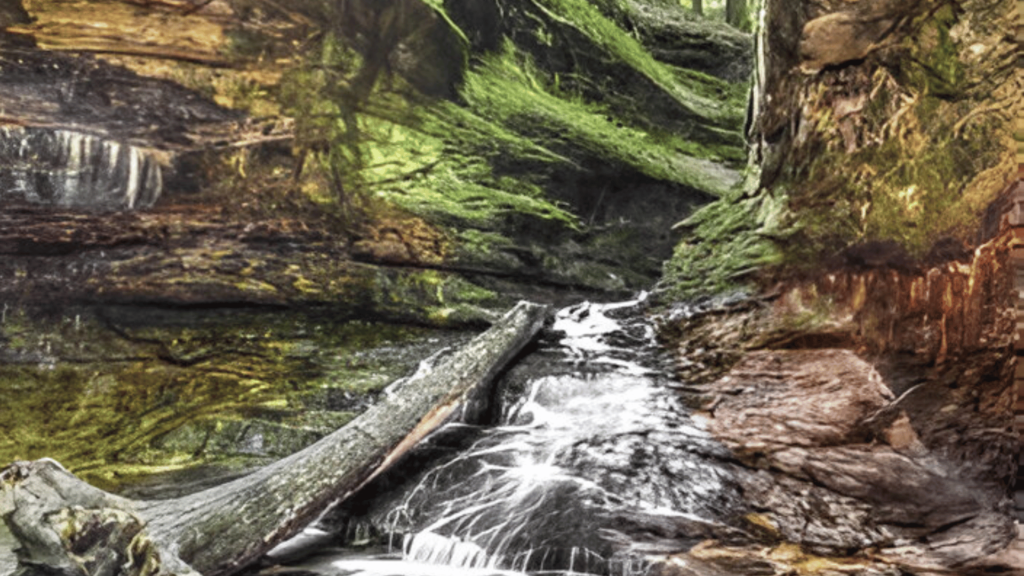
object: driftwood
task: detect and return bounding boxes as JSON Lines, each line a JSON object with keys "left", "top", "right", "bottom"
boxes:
{"left": 0, "top": 301, "right": 549, "bottom": 576}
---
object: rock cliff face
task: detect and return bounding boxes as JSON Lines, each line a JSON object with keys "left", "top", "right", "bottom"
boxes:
{"left": 0, "top": 0, "right": 752, "bottom": 295}
{"left": 0, "top": 0, "right": 751, "bottom": 491}
{"left": 657, "top": 0, "right": 1021, "bottom": 567}
{"left": 663, "top": 232, "right": 1017, "bottom": 568}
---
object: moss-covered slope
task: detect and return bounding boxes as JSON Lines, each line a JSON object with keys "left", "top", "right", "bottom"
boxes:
{"left": 329, "top": 0, "right": 753, "bottom": 292}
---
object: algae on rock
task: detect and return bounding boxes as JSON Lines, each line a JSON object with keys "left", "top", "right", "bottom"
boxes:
{"left": 0, "top": 305, "right": 471, "bottom": 494}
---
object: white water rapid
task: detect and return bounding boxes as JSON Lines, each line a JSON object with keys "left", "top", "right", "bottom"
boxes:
{"left": 262, "top": 296, "right": 743, "bottom": 576}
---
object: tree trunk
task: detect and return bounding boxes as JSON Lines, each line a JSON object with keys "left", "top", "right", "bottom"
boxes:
{"left": 692, "top": 0, "right": 703, "bottom": 17}
{"left": 725, "top": 0, "right": 748, "bottom": 30}
{"left": 0, "top": 301, "right": 550, "bottom": 576}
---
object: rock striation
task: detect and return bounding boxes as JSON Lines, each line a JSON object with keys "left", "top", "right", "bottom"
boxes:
{"left": 660, "top": 227, "right": 1018, "bottom": 570}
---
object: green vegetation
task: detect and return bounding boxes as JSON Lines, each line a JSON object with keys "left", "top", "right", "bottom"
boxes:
{"left": 529, "top": 0, "right": 741, "bottom": 128}
{"left": 0, "top": 0, "right": 756, "bottom": 489}
{"left": 459, "top": 43, "right": 741, "bottom": 194}
{"left": 0, "top": 307, "right": 465, "bottom": 491}
{"left": 782, "top": 51, "right": 1004, "bottom": 261}
{"left": 266, "top": 0, "right": 747, "bottom": 289}
{"left": 661, "top": 181, "right": 786, "bottom": 299}
{"left": 661, "top": 0, "right": 1011, "bottom": 300}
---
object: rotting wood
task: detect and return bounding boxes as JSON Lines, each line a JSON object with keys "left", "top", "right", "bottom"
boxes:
{"left": 0, "top": 301, "right": 550, "bottom": 576}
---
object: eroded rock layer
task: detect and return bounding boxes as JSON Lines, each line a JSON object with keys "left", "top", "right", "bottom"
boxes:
{"left": 660, "top": 212, "right": 1018, "bottom": 570}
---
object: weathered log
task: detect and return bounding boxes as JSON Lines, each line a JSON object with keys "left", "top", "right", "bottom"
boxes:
{"left": 0, "top": 301, "right": 549, "bottom": 576}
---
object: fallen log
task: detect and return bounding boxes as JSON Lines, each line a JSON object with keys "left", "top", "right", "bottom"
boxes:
{"left": 0, "top": 301, "right": 549, "bottom": 576}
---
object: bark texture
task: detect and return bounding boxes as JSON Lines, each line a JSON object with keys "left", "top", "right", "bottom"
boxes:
{"left": 0, "top": 301, "right": 549, "bottom": 576}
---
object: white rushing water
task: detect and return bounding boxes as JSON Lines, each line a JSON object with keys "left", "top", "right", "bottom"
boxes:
{"left": 0, "top": 125, "right": 163, "bottom": 210}
{"left": 266, "top": 296, "right": 739, "bottom": 576}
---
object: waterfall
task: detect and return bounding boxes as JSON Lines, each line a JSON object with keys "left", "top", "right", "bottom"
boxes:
{"left": 0, "top": 125, "right": 163, "bottom": 210}
{"left": 265, "top": 296, "right": 747, "bottom": 576}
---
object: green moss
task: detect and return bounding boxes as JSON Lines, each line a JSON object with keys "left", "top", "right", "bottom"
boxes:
{"left": 367, "top": 268, "right": 500, "bottom": 325}
{"left": 672, "top": 0, "right": 1012, "bottom": 290}
{"left": 660, "top": 184, "right": 786, "bottom": 300}
{"left": 528, "top": 0, "right": 742, "bottom": 129}
{"left": 784, "top": 93, "right": 1003, "bottom": 261}
{"left": 900, "top": 5, "right": 965, "bottom": 98}
{"left": 0, "top": 308, "right": 462, "bottom": 490}
{"left": 460, "top": 43, "right": 741, "bottom": 196}
{"left": 372, "top": 155, "right": 579, "bottom": 230}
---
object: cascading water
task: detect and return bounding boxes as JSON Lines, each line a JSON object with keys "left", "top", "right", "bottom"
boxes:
{"left": 0, "top": 125, "right": 163, "bottom": 210}
{"left": 264, "top": 296, "right": 747, "bottom": 576}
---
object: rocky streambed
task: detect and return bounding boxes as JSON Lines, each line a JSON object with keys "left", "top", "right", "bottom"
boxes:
{"left": 1, "top": 0, "right": 1020, "bottom": 574}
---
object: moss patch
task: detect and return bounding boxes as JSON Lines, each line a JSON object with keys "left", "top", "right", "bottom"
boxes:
{"left": 528, "top": 0, "right": 743, "bottom": 129}
{"left": 0, "top": 306, "right": 470, "bottom": 491}
{"left": 460, "top": 43, "right": 742, "bottom": 196}
{"left": 660, "top": 180, "right": 786, "bottom": 300}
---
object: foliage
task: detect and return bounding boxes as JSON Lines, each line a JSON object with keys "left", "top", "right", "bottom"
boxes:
{"left": 529, "top": 0, "right": 743, "bottom": 129}
{"left": 275, "top": 14, "right": 578, "bottom": 234}
{"left": 660, "top": 0, "right": 1014, "bottom": 301}
{"left": 241, "top": 0, "right": 749, "bottom": 290}
{"left": 276, "top": 33, "right": 371, "bottom": 220}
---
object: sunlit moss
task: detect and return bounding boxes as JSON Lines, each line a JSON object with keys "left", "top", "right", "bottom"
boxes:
{"left": 459, "top": 43, "right": 742, "bottom": 197}
{"left": 528, "top": 0, "right": 742, "bottom": 129}
{"left": 900, "top": 5, "right": 965, "bottom": 98}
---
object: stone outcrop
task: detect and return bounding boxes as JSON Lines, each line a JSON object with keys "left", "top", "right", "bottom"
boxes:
{"left": 0, "top": 126, "right": 164, "bottom": 209}
{"left": 659, "top": 228, "right": 1018, "bottom": 570}
{"left": 656, "top": 0, "right": 1020, "bottom": 566}
{"left": 0, "top": 46, "right": 239, "bottom": 211}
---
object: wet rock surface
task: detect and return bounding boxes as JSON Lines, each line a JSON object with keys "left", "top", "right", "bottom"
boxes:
{"left": 595, "top": 0, "right": 754, "bottom": 82}
{"left": 0, "top": 126, "right": 165, "bottom": 209}
{"left": 660, "top": 230, "right": 1018, "bottom": 569}
{"left": 0, "top": 301, "right": 473, "bottom": 495}
{"left": 0, "top": 47, "right": 239, "bottom": 210}
{"left": 0, "top": 48, "right": 236, "bottom": 144}
{"left": 0, "top": 1, "right": 1017, "bottom": 575}
{"left": 260, "top": 299, "right": 755, "bottom": 576}
{"left": 0, "top": 203, "right": 501, "bottom": 324}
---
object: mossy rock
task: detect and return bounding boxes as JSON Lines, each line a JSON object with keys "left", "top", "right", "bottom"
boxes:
{"left": 659, "top": 0, "right": 1017, "bottom": 301}
{"left": 0, "top": 305, "right": 472, "bottom": 493}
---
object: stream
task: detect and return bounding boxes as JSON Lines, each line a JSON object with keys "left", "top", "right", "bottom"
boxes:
{"left": 256, "top": 296, "right": 748, "bottom": 576}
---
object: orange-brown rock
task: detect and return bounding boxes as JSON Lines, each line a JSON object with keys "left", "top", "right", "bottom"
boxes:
{"left": 663, "top": 228, "right": 1018, "bottom": 568}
